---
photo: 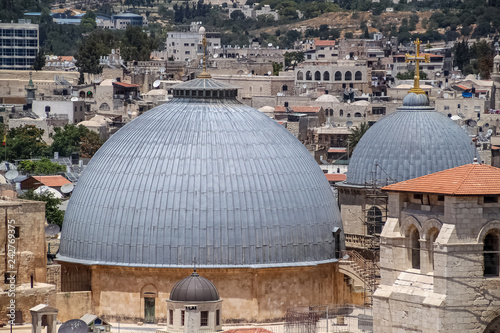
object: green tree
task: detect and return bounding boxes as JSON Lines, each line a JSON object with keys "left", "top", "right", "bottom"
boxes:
{"left": 49, "top": 124, "right": 94, "bottom": 157}
{"left": 18, "top": 159, "right": 65, "bottom": 175}
{"left": 80, "top": 131, "right": 104, "bottom": 158}
{"left": 19, "top": 190, "right": 65, "bottom": 228}
{"left": 272, "top": 62, "right": 283, "bottom": 76}
{"left": 396, "top": 70, "right": 427, "bottom": 80}
{"left": 120, "top": 26, "right": 160, "bottom": 61}
{"left": 346, "top": 122, "right": 370, "bottom": 156}
{"left": 284, "top": 51, "right": 304, "bottom": 67}
{"left": 32, "top": 49, "right": 45, "bottom": 71}
{"left": 80, "top": 10, "right": 97, "bottom": 30}
{"left": 0, "top": 125, "right": 47, "bottom": 161}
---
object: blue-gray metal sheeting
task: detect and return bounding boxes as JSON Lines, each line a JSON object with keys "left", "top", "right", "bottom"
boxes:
{"left": 59, "top": 93, "right": 342, "bottom": 268}
{"left": 346, "top": 104, "right": 476, "bottom": 186}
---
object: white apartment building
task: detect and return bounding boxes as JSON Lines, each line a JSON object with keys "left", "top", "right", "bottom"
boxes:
{"left": 166, "top": 22, "right": 221, "bottom": 62}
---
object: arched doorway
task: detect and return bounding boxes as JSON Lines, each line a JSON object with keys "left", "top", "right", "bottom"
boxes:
{"left": 141, "top": 284, "right": 158, "bottom": 324}
{"left": 484, "top": 315, "right": 500, "bottom": 333}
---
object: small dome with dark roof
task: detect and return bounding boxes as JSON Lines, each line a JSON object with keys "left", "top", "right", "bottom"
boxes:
{"left": 170, "top": 270, "right": 219, "bottom": 302}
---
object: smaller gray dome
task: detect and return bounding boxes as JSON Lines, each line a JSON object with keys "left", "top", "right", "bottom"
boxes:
{"left": 170, "top": 271, "right": 219, "bottom": 302}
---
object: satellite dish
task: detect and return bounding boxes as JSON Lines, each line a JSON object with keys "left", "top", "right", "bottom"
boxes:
{"left": 468, "top": 119, "right": 477, "bottom": 127}
{"left": 153, "top": 80, "right": 161, "bottom": 88}
{"left": 345, "top": 55, "right": 350, "bottom": 60}
{"left": 0, "top": 161, "right": 16, "bottom": 172}
{"left": 60, "top": 183, "right": 74, "bottom": 194}
{"left": 450, "top": 115, "right": 461, "bottom": 121}
{"left": 35, "top": 186, "right": 63, "bottom": 199}
{"left": 346, "top": 121, "right": 353, "bottom": 128}
{"left": 213, "top": 53, "right": 218, "bottom": 58}
{"left": 5, "top": 170, "right": 18, "bottom": 180}
{"left": 58, "top": 319, "right": 87, "bottom": 333}
{"left": 70, "top": 97, "right": 78, "bottom": 102}
{"left": 267, "top": 71, "right": 272, "bottom": 76}
{"left": 45, "top": 224, "right": 60, "bottom": 237}
{"left": 354, "top": 56, "right": 358, "bottom": 60}
{"left": 487, "top": 129, "right": 493, "bottom": 137}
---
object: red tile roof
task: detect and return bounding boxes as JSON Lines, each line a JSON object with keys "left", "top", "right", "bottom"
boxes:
{"left": 325, "top": 174, "right": 347, "bottom": 182}
{"left": 32, "top": 175, "right": 71, "bottom": 187}
{"left": 222, "top": 329, "right": 274, "bottom": 333}
{"left": 492, "top": 145, "right": 500, "bottom": 150}
{"left": 112, "top": 81, "right": 140, "bottom": 88}
{"left": 328, "top": 148, "right": 346, "bottom": 153}
{"left": 274, "top": 106, "right": 321, "bottom": 113}
{"left": 314, "top": 39, "right": 335, "bottom": 46}
{"left": 382, "top": 163, "right": 500, "bottom": 195}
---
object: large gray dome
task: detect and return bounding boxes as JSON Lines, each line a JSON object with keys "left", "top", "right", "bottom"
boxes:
{"left": 58, "top": 78, "right": 342, "bottom": 268}
{"left": 346, "top": 93, "right": 476, "bottom": 186}
{"left": 169, "top": 270, "right": 219, "bottom": 302}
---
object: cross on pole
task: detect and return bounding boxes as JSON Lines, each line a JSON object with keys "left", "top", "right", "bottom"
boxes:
{"left": 405, "top": 38, "right": 430, "bottom": 94}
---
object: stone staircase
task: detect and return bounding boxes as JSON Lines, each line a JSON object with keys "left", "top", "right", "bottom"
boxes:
{"left": 339, "top": 250, "right": 380, "bottom": 306}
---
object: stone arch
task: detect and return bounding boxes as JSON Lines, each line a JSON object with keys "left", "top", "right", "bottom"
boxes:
{"left": 237, "top": 70, "right": 244, "bottom": 75}
{"left": 87, "top": 91, "right": 93, "bottom": 98}
{"left": 141, "top": 283, "right": 158, "bottom": 298}
{"left": 323, "top": 71, "right": 330, "bottom": 81}
{"left": 367, "top": 206, "right": 382, "bottom": 235}
{"left": 249, "top": 86, "right": 253, "bottom": 93}
{"left": 484, "top": 233, "right": 500, "bottom": 276}
{"left": 335, "top": 71, "right": 342, "bottom": 81}
{"left": 354, "top": 112, "right": 362, "bottom": 117}
{"left": 314, "top": 71, "right": 321, "bottom": 81}
{"left": 79, "top": 91, "right": 85, "bottom": 98}
{"left": 483, "top": 311, "right": 500, "bottom": 332}
{"left": 306, "top": 71, "right": 312, "bottom": 80}
{"left": 99, "top": 103, "right": 110, "bottom": 111}
{"left": 401, "top": 215, "right": 423, "bottom": 237}
{"left": 409, "top": 225, "right": 421, "bottom": 269}
{"left": 345, "top": 71, "right": 352, "bottom": 81}
{"left": 477, "top": 220, "right": 500, "bottom": 243}
{"left": 297, "top": 71, "right": 303, "bottom": 80}
{"left": 355, "top": 71, "right": 362, "bottom": 81}
{"left": 422, "top": 218, "right": 443, "bottom": 240}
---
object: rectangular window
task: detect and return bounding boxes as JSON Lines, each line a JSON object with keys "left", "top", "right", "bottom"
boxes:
{"left": 14, "top": 226, "right": 20, "bottom": 238}
{"left": 4, "top": 272, "right": 12, "bottom": 284}
{"left": 185, "top": 51, "right": 190, "bottom": 54}
{"left": 216, "top": 309, "right": 220, "bottom": 326}
{"left": 484, "top": 196, "right": 498, "bottom": 204}
{"left": 438, "top": 195, "right": 444, "bottom": 202}
{"left": 169, "top": 309, "right": 173, "bottom": 325}
{"left": 200, "top": 311, "right": 208, "bottom": 326}
{"left": 413, "top": 194, "right": 422, "bottom": 200}
{"left": 181, "top": 310, "right": 185, "bottom": 326}
{"left": 184, "top": 43, "right": 189, "bottom": 46}
{"left": 444, "top": 106, "right": 450, "bottom": 111}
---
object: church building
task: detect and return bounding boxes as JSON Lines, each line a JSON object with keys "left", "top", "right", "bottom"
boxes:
{"left": 374, "top": 162, "right": 500, "bottom": 332}
{"left": 56, "top": 35, "right": 354, "bottom": 323}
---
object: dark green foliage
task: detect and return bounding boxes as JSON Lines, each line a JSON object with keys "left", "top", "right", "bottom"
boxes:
{"left": 396, "top": 70, "right": 427, "bottom": 80}
{"left": 19, "top": 190, "right": 64, "bottom": 228}
{"left": 120, "top": 26, "right": 160, "bottom": 61}
{"left": 80, "top": 10, "right": 97, "bottom": 31}
{"left": 346, "top": 122, "right": 370, "bottom": 157}
{"left": 272, "top": 62, "right": 283, "bottom": 75}
{"left": 284, "top": 51, "right": 304, "bottom": 67}
{"left": 18, "top": 159, "right": 65, "bottom": 175}
{"left": 48, "top": 124, "right": 97, "bottom": 157}
{"left": 0, "top": 125, "right": 47, "bottom": 161}
{"left": 32, "top": 49, "right": 45, "bottom": 71}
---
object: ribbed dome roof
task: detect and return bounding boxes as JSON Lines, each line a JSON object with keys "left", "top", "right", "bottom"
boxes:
{"left": 346, "top": 93, "right": 476, "bottom": 186}
{"left": 58, "top": 78, "right": 342, "bottom": 268}
{"left": 169, "top": 270, "right": 219, "bottom": 302}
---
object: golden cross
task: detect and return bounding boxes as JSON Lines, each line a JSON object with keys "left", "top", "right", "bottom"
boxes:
{"left": 198, "top": 29, "right": 211, "bottom": 79}
{"left": 405, "top": 38, "right": 430, "bottom": 94}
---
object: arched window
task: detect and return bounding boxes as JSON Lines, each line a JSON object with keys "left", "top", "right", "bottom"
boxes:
{"left": 99, "top": 103, "right": 110, "bottom": 111}
{"left": 340, "top": 109, "right": 343, "bottom": 117}
{"left": 355, "top": 71, "right": 362, "bottom": 81}
{"left": 259, "top": 86, "right": 263, "bottom": 93}
{"left": 323, "top": 71, "right": 330, "bottom": 81}
{"left": 484, "top": 233, "right": 499, "bottom": 276}
{"left": 79, "top": 91, "right": 85, "bottom": 98}
{"left": 410, "top": 228, "right": 420, "bottom": 269}
{"left": 347, "top": 113, "right": 351, "bottom": 117}
{"left": 314, "top": 71, "right": 321, "bottom": 81}
{"left": 87, "top": 91, "right": 93, "bottom": 98}
{"left": 428, "top": 227, "right": 439, "bottom": 271}
{"left": 297, "top": 71, "right": 303, "bottom": 80}
{"left": 282, "top": 84, "right": 288, "bottom": 91}
{"left": 345, "top": 71, "right": 352, "bottom": 81}
{"left": 354, "top": 112, "right": 362, "bottom": 117}
{"left": 335, "top": 71, "right": 342, "bottom": 81}
{"left": 367, "top": 207, "right": 382, "bottom": 235}
{"left": 249, "top": 86, "right": 253, "bottom": 94}
{"left": 306, "top": 71, "right": 312, "bottom": 80}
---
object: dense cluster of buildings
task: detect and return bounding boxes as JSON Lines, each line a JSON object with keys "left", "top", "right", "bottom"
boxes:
{"left": 2, "top": 5, "right": 500, "bottom": 331}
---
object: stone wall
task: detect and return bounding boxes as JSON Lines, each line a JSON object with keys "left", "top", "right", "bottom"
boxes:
{"left": 0, "top": 283, "right": 56, "bottom": 324}
{"left": 59, "top": 262, "right": 359, "bottom": 324}
{"left": 56, "top": 291, "right": 92, "bottom": 322}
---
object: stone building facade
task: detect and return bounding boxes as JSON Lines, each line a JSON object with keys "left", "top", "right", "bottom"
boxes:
{"left": 374, "top": 163, "right": 500, "bottom": 332}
